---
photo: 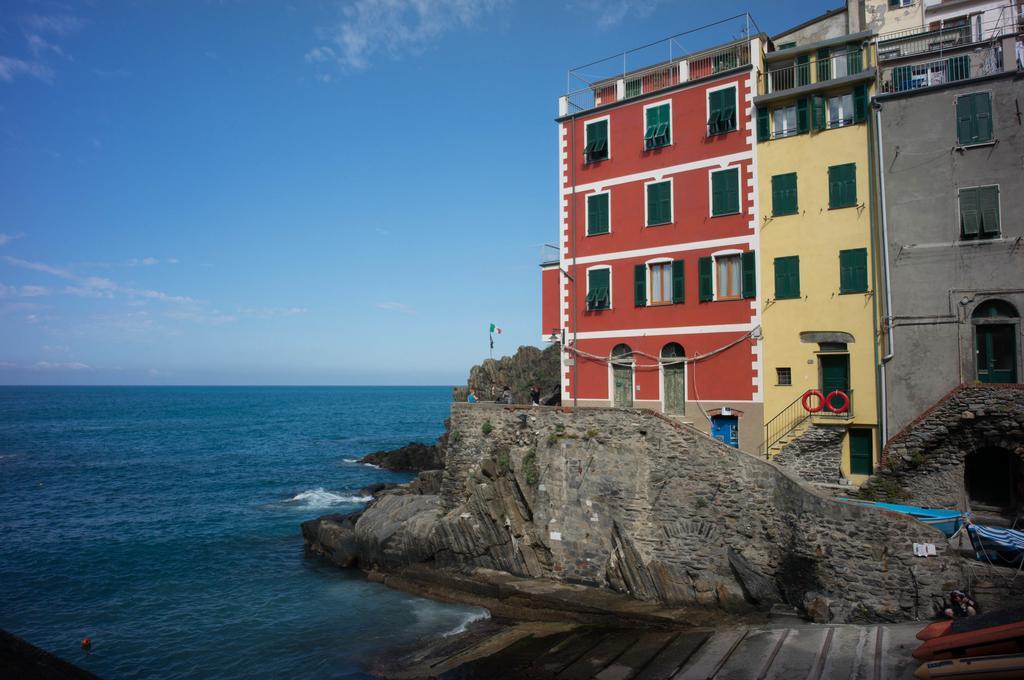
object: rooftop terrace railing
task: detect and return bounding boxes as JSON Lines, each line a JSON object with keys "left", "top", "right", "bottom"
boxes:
{"left": 762, "top": 46, "right": 866, "bottom": 94}
{"left": 875, "top": 3, "right": 1021, "bottom": 63}
{"left": 560, "top": 13, "right": 761, "bottom": 117}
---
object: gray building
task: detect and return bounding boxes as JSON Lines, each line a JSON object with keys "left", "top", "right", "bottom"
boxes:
{"left": 875, "top": 19, "right": 1023, "bottom": 443}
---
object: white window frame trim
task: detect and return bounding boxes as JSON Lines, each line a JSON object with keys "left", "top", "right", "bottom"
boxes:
{"left": 642, "top": 99, "right": 673, "bottom": 149}
{"left": 705, "top": 82, "right": 739, "bottom": 135}
{"left": 826, "top": 91, "right": 855, "bottom": 129}
{"left": 644, "top": 256, "right": 674, "bottom": 306}
{"left": 585, "top": 264, "right": 613, "bottom": 310}
{"left": 644, "top": 177, "right": 674, "bottom": 227}
{"left": 585, "top": 189, "right": 612, "bottom": 236}
{"left": 772, "top": 104, "right": 798, "bottom": 139}
{"left": 708, "top": 165, "right": 743, "bottom": 218}
{"left": 711, "top": 248, "right": 744, "bottom": 301}
{"left": 584, "top": 114, "right": 612, "bottom": 161}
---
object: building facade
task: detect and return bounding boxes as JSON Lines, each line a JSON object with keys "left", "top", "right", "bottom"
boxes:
{"left": 874, "top": 2, "right": 1024, "bottom": 437}
{"left": 753, "top": 28, "right": 882, "bottom": 482}
{"left": 542, "top": 34, "right": 766, "bottom": 452}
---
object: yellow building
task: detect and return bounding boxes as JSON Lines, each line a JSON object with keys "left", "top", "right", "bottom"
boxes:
{"left": 753, "top": 32, "right": 881, "bottom": 484}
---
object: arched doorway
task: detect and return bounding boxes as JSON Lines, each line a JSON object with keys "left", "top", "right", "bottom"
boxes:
{"left": 965, "top": 447, "right": 1022, "bottom": 511}
{"left": 610, "top": 344, "right": 633, "bottom": 407}
{"left": 661, "top": 343, "right": 685, "bottom": 415}
{"left": 972, "top": 300, "right": 1018, "bottom": 383}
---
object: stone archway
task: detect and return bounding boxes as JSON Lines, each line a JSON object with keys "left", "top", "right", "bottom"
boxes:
{"left": 965, "top": 446, "right": 1023, "bottom": 512}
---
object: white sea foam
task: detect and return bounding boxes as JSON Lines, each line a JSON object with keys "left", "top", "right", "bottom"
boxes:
{"left": 342, "top": 458, "right": 359, "bottom": 463}
{"left": 288, "top": 488, "right": 373, "bottom": 508}
{"left": 442, "top": 610, "right": 490, "bottom": 637}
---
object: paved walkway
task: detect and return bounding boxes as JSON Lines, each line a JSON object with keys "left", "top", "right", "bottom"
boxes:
{"left": 384, "top": 621, "right": 926, "bottom": 680}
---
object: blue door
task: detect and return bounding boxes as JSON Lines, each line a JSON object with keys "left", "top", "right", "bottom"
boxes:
{"left": 711, "top": 415, "right": 739, "bottom": 448}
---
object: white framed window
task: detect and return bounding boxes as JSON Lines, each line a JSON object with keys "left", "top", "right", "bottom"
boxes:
{"left": 584, "top": 115, "right": 610, "bottom": 163}
{"left": 715, "top": 254, "right": 742, "bottom": 300}
{"left": 827, "top": 93, "right": 854, "bottom": 128}
{"left": 644, "top": 178, "right": 673, "bottom": 227}
{"left": 773, "top": 105, "right": 797, "bottom": 138}
{"left": 585, "top": 265, "right": 612, "bottom": 311}
{"left": 642, "top": 100, "right": 672, "bottom": 150}
{"left": 586, "top": 190, "right": 611, "bottom": 236}
{"left": 648, "top": 260, "right": 673, "bottom": 305}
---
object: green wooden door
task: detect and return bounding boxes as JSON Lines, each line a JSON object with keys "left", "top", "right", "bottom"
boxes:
{"left": 976, "top": 324, "right": 1017, "bottom": 383}
{"left": 820, "top": 354, "right": 850, "bottom": 412}
{"left": 613, "top": 364, "right": 633, "bottom": 407}
{"left": 664, "top": 364, "right": 685, "bottom": 415}
{"left": 849, "top": 428, "right": 873, "bottom": 475}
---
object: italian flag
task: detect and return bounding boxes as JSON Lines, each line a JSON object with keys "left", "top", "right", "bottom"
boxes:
{"left": 489, "top": 324, "right": 502, "bottom": 334}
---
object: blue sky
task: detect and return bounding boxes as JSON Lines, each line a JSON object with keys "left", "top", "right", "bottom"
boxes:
{"left": 0, "top": 0, "right": 837, "bottom": 385}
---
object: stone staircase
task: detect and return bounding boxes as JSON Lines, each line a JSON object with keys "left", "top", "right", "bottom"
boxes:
{"left": 764, "top": 417, "right": 811, "bottom": 460}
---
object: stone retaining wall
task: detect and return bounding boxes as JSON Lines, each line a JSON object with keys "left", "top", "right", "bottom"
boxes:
{"left": 772, "top": 424, "right": 846, "bottom": 484}
{"left": 859, "top": 384, "right": 1024, "bottom": 508}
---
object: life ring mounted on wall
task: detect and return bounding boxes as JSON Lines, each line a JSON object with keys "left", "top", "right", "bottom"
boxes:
{"left": 801, "top": 390, "right": 825, "bottom": 413}
{"left": 824, "top": 390, "right": 850, "bottom": 414}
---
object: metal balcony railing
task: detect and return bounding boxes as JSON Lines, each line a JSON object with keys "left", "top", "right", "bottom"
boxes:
{"left": 560, "top": 13, "right": 760, "bottom": 117}
{"left": 815, "top": 389, "right": 853, "bottom": 419}
{"left": 539, "top": 244, "right": 559, "bottom": 267}
{"left": 763, "top": 47, "right": 865, "bottom": 94}
{"left": 876, "top": 4, "right": 1021, "bottom": 62}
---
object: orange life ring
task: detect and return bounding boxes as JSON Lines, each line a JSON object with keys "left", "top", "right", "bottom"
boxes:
{"left": 825, "top": 390, "right": 850, "bottom": 413}
{"left": 802, "top": 390, "right": 825, "bottom": 413}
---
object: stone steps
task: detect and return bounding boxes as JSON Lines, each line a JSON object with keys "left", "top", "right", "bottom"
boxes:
{"left": 393, "top": 622, "right": 926, "bottom": 679}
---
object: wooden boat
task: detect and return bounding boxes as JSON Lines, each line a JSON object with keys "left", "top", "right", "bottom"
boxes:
{"left": 913, "top": 619, "right": 1024, "bottom": 661}
{"left": 836, "top": 498, "right": 967, "bottom": 537}
{"left": 914, "top": 653, "right": 1024, "bottom": 679}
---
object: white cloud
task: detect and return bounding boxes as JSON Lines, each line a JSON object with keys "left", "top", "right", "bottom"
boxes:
{"left": 31, "top": 361, "right": 91, "bottom": 370}
{"left": 0, "top": 56, "right": 54, "bottom": 84}
{"left": 308, "top": 0, "right": 505, "bottom": 71}
{"left": 239, "top": 306, "right": 309, "bottom": 318}
{"left": 21, "top": 14, "right": 88, "bottom": 36}
{"left": 375, "top": 301, "right": 415, "bottom": 314}
{"left": 0, "top": 233, "right": 23, "bottom": 247}
{"left": 571, "top": 0, "right": 663, "bottom": 28}
{"left": 1, "top": 255, "right": 195, "bottom": 304}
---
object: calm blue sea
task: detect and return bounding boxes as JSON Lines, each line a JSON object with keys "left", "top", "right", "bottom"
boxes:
{"left": 0, "top": 386, "right": 486, "bottom": 679}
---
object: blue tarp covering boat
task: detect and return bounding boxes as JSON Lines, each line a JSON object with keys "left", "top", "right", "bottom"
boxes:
{"left": 968, "top": 524, "right": 1024, "bottom": 566}
{"left": 837, "top": 498, "right": 968, "bottom": 537}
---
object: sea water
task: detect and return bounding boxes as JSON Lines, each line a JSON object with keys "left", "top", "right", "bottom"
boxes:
{"left": 0, "top": 386, "right": 486, "bottom": 679}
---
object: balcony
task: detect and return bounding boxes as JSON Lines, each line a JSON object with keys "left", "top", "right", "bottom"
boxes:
{"left": 559, "top": 13, "right": 761, "bottom": 117}
{"left": 761, "top": 45, "right": 872, "bottom": 97}
{"left": 875, "top": 4, "right": 1023, "bottom": 94}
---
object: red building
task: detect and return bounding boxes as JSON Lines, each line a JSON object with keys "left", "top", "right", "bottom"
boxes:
{"left": 542, "top": 33, "right": 766, "bottom": 451}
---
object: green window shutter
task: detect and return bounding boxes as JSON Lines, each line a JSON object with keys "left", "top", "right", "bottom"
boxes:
{"left": 588, "top": 268, "right": 610, "bottom": 309}
{"left": 956, "top": 94, "right": 975, "bottom": 144}
{"left": 853, "top": 84, "right": 867, "bottom": 123}
{"left": 587, "top": 193, "right": 609, "bottom": 235}
{"left": 839, "top": 249, "right": 868, "bottom": 293}
{"left": 796, "top": 54, "right": 810, "bottom": 86}
{"left": 719, "top": 87, "right": 736, "bottom": 132}
{"left": 973, "top": 92, "right": 993, "bottom": 143}
{"left": 829, "top": 163, "right": 856, "bottom": 208}
{"left": 756, "top": 107, "right": 770, "bottom": 142}
{"left": 741, "top": 251, "right": 756, "bottom": 299}
{"left": 707, "top": 90, "right": 721, "bottom": 134}
{"left": 946, "top": 55, "right": 969, "bottom": 82}
{"left": 698, "top": 257, "right": 713, "bottom": 302}
{"left": 772, "top": 173, "right": 797, "bottom": 216}
{"left": 647, "top": 181, "right": 671, "bottom": 225}
{"left": 796, "top": 97, "right": 809, "bottom": 134}
{"left": 585, "top": 120, "right": 608, "bottom": 162}
{"left": 959, "top": 187, "right": 981, "bottom": 237}
{"left": 774, "top": 256, "right": 800, "bottom": 299}
{"left": 645, "top": 104, "right": 670, "bottom": 149}
{"left": 811, "top": 95, "right": 826, "bottom": 131}
{"left": 816, "top": 47, "right": 831, "bottom": 82}
{"left": 712, "top": 169, "right": 739, "bottom": 216}
{"left": 979, "top": 186, "right": 1000, "bottom": 236}
{"left": 671, "top": 260, "right": 685, "bottom": 303}
{"left": 634, "top": 264, "right": 647, "bottom": 306}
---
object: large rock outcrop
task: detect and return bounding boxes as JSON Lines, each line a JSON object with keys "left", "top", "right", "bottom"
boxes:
{"left": 454, "top": 344, "right": 560, "bottom": 405}
{"left": 306, "top": 404, "right": 968, "bottom": 623}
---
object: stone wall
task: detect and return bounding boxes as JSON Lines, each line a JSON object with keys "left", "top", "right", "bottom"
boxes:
{"left": 772, "top": 424, "right": 846, "bottom": 485}
{"left": 859, "top": 384, "right": 1024, "bottom": 508}
{"left": 309, "top": 403, "right": 968, "bottom": 623}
